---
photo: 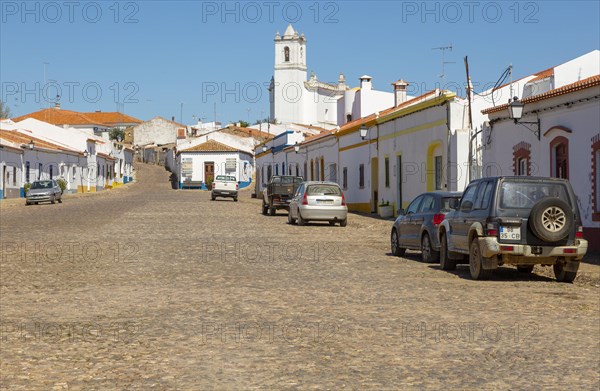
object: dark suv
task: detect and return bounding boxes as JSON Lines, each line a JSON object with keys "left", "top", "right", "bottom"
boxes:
{"left": 438, "top": 177, "right": 588, "bottom": 282}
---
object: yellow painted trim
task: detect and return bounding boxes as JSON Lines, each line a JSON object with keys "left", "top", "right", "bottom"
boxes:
{"left": 426, "top": 140, "right": 443, "bottom": 192}
{"left": 335, "top": 92, "right": 455, "bottom": 138}
{"left": 339, "top": 139, "right": 375, "bottom": 153}
{"left": 376, "top": 93, "right": 455, "bottom": 125}
{"left": 347, "top": 202, "right": 371, "bottom": 213}
{"left": 379, "top": 119, "right": 447, "bottom": 142}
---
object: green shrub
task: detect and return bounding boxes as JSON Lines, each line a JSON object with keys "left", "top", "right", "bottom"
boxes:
{"left": 56, "top": 178, "right": 67, "bottom": 192}
{"left": 24, "top": 183, "right": 31, "bottom": 195}
{"left": 205, "top": 177, "right": 213, "bottom": 190}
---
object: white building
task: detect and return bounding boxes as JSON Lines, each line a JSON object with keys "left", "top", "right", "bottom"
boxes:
{"left": 133, "top": 116, "right": 187, "bottom": 147}
{"left": 269, "top": 25, "right": 393, "bottom": 129}
{"left": 481, "top": 74, "right": 600, "bottom": 251}
{"left": 0, "top": 128, "right": 86, "bottom": 198}
{"left": 175, "top": 140, "right": 254, "bottom": 190}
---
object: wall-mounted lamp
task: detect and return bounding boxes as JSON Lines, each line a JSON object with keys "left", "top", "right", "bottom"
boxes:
{"left": 360, "top": 125, "right": 368, "bottom": 140}
{"left": 508, "top": 97, "right": 540, "bottom": 140}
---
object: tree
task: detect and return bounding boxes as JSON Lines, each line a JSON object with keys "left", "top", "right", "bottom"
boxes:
{"left": 109, "top": 128, "right": 125, "bottom": 142}
{"left": 0, "top": 100, "right": 12, "bottom": 119}
{"left": 237, "top": 120, "right": 250, "bottom": 128}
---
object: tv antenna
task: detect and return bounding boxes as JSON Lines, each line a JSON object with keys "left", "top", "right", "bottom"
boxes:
{"left": 432, "top": 44, "right": 455, "bottom": 88}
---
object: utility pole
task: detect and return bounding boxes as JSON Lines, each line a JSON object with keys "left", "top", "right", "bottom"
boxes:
{"left": 465, "top": 56, "right": 474, "bottom": 182}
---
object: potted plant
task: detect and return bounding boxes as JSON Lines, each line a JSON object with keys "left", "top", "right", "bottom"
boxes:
{"left": 378, "top": 199, "right": 393, "bottom": 218}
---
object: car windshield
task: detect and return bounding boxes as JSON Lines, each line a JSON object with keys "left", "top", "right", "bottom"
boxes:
{"left": 280, "top": 177, "right": 300, "bottom": 184}
{"left": 31, "top": 181, "right": 53, "bottom": 189}
{"left": 499, "top": 181, "right": 570, "bottom": 209}
{"left": 441, "top": 197, "right": 461, "bottom": 212}
{"left": 216, "top": 175, "right": 236, "bottom": 181}
{"left": 306, "top": 184, "right": 341, "bottom": 196}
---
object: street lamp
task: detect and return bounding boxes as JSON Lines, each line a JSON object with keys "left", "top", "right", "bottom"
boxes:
{"left": 83, "top": 150, "right": 89, "bottom": 158}
{"left": 27, "top": 140, "right": 34, "bottom": 150}
{"left": 262, "top": 145, "right": 268, "bottom": 153}
{"left": 360, "top": 125, "right": 368, "bottom": 140}
{"left": 508, "top": 97, "right": 540, "bottom": 140}
{"left": 294, "top": 142, "right": 300, "bottom": 153}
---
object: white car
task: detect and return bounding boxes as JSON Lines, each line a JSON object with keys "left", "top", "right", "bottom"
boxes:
{"left": 211, "top": 175, "right": 238, "bottom": 201}
{"left": 288, "top": 181, "right": 348, "bottom": 227}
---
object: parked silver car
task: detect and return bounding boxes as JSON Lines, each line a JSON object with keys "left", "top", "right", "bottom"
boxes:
{"left": 391, "top": 191, "right": 462, "bottom": 262}
{"left": 26, "top": 180, "right": 63, "bottom": 205}
{"left": 288, "top": 181, "right": 348, "bottom": 227}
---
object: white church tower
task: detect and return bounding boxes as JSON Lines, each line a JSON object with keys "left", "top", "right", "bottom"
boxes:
{"left": 271, "top": 24, "right": 307, "bottom": 125}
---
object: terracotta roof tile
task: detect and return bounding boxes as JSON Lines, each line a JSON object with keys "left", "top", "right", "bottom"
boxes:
{"left": 0, "top": 129, "right": 82, "bottom": 154}
{"left": 482, "top": 74, "right": 600, "bottom": 114}
{"left": 13, "top": 108, "right": 108, "bottom": 127}
{"left": 180, "top": 139, "right": 240, "bottom": 153}
{"left": 83, "top": 112, "right": 142, "bottom": 125}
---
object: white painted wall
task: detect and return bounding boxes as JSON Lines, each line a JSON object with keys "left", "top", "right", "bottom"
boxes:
{"left": 483, "top": 87, "right": 600, "bottom": 231}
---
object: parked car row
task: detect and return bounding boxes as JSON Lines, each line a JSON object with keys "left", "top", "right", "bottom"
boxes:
{"left": 262, "top": 175, "right": 348, "bottom": 227}
{"left": 391, "top": 176, "right": 588, "bottom": 283}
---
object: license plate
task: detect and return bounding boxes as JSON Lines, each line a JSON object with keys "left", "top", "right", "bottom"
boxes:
{"left": 500, "top": 226, "right": 521, "bottom": 240}
{"left": 317, "top": 200, "right": 334, "bottom": 205}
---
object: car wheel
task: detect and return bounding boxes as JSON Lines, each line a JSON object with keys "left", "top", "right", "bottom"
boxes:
{"left": 328, "top": 221, "right": 336, "bottom": 226}
{"left": 421, "top": 233, "right": 440, "bottom": 263}
{"left": 26, "top": 201, "right": 31, "bottom": 206}
{"left": 58, "top": 197, "right": 63, "bottom": 203}
{"left": 262, "top": 203, "right": 268, "bottom": 215}
{"left": 391, "top": 229, "right": 406, "bottom": 257}
{"left": 269, "top": 207, "right": 276, "bottom": 216}
{"left": 529, "top": 198, "right": 574, "bottom": 242}
{"left": 288, "top": 211, "right": 295, "bottom": 225}
{"left": 234, "top": 197, "right": 238, "bottom": 202}
{"left": 340, "top": 219, "right": 347, "bottom": 227}
{"left": 554, "top": 262, "right": 578, "bottom": 283}
{"left": 469, "top": 240, "right": 492, "bottom": 280}
{"left": 517, "top": 265, "right": 534, "bottom": 274}
{"left": 439, "top": 232, "right": 456, "bottom": 270}
{"left": 211, "top": 196, "right": 216, "bottom": 201}
{"left": 297, "top": 212, "right": 306, "bottom": 226}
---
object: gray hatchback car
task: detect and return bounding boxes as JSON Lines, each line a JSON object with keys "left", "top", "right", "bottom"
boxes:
{"left": 391, "top": 191, "right": 462, "bottom": 262}
{"left": 26, "top": 180, "right": 63, "bottom": 205}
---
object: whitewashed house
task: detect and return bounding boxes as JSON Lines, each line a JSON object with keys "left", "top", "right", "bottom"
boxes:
{"left": 133, "top": 116, "right": 187, "bottom": 147}
{"left": 176, "top": 140, "right": 254, "bottom": 190}
{"left": 0, "top": 128, "right": 86, "bottom": 198}
{"left": 481, "top": 75, "right": 600, "bottom": 251}
{"left": 0, "top": 136, "right": 23, "bottom": 199}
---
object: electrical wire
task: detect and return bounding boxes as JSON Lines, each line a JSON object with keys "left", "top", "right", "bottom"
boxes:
{"left": 473, "top": 66, "right": 512, "bottom": 106}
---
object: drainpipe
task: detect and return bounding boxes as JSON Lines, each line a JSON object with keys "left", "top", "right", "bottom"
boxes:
{"left": 446, "top": 100, "right": 452, "bottom": 191}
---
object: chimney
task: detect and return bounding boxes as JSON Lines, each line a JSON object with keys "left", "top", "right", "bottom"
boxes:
{"left": 177, "top": 128, "right": 186, "bottom": 139}
{"left": 392, "top": 79, "right": 409, "bottom": 106}
{"left": 95, "top": 109, "right": 101, "bottom": 112}
{"left": 359, "top": 75, "right": 372, "bottom": 91}
{"left": 172, "top": 116, "right": 175, "bottom": 122}
{"left": 55, "top": 94, "right": 61, "bottom": 109}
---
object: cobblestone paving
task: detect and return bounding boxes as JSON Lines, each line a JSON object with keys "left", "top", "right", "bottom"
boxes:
{"left": 1, "top": 164, "right": 599, "bottom": 390}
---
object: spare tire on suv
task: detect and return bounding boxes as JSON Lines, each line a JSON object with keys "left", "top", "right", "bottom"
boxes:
{"left": 529, "top": 197, "right": 574, "bottom": 242}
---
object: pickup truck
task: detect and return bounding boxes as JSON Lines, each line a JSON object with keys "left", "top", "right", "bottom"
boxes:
{"left": 262, "top": 175, "right": 303, "bottom": 215}
{"left": 211, "top": 175, "right": 238, "bottom": 202}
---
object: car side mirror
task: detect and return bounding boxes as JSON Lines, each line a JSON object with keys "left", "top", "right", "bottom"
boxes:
{"left": 397, "top": 208, "right": 405, "bottom": 215}
{"left": 448, "top": 198, "right": 459, "bottom": 210}
{"left": 460, "top": 200, "right": 473, "bottom": 213}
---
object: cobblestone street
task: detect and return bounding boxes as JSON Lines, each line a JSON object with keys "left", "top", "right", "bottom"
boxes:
{"left": 1, "top": 164, "right": 599, "bottom": 390}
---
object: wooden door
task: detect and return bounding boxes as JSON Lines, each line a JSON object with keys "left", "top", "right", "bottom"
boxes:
{"left": 204, "top": 162, "right": 214, "bottom": 182}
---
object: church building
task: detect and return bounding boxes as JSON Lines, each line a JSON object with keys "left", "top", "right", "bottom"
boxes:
{"left": 269, "top": 25, "right": 394, "bottom": 129}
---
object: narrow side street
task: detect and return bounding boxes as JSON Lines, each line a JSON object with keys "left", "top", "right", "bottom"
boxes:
{"left": 1, "top": 164, "right": 599, "bottom": 390}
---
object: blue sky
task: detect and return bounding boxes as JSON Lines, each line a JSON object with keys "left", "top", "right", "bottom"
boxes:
{"left": 1, "top": 0, "right": 599, "bottom": 124}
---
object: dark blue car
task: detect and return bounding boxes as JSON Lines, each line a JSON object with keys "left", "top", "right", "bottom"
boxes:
{"left": 391, "top": 191, "right": 462, "bottom": 262}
